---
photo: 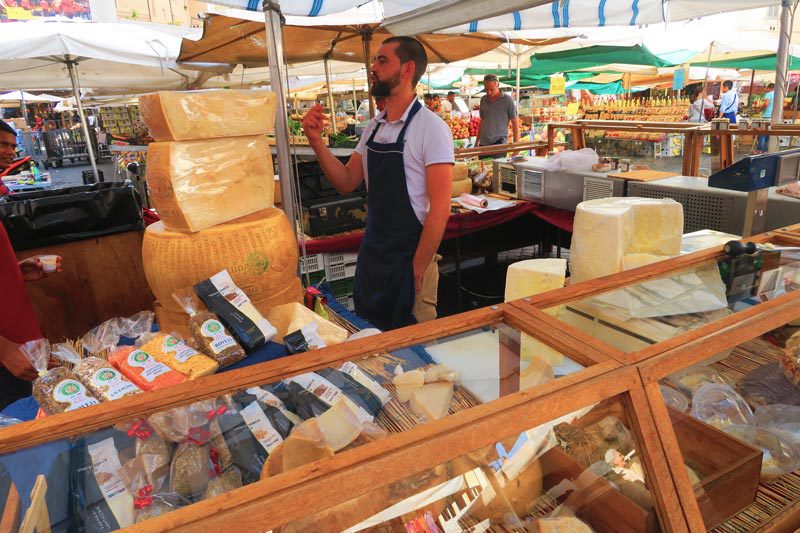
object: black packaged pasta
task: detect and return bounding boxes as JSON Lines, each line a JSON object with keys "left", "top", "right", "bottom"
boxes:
{"left": 315, "top": 368, "right": 383, "bottom": 417}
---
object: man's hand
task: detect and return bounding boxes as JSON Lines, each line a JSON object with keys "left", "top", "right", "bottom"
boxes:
{"left": 302, "top": 104, "right": 327, "bottom": 146}
{"left": 0, "top": 337, "right": 37, "bottom": 381}
{"left": 19, "top": 256, "right": 62, "bottom": 281}
{"left": 412, "top": 255, "right": 426, "bottom": 293}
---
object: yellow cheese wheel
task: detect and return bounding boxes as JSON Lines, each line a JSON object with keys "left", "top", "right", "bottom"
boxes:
{"left": 451, "top": 178, "right": 472, "bottom": 197}
{"left": 274, "top": 177, "right": 282, "bottom": 206}
{"left": 452, "top": 161, "right": 469, "bottom": 181}
{"left": 139, "top": 90, "right": 276, "bottom": 141}
{"left": 143, "top": 208, "right": 301, "bottom": 311}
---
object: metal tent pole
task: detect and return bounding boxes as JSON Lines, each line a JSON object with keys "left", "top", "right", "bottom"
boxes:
{"left": 19, "top": 90, "right": 28, "bottom": 127}
{"left": 65, "top": 57, "right": 99, "bottom": 182}
{"left": 263, "top": 2, "right": 296, "bottom": 236}
{"left": 515, "top": 48, "right": 521, "bottom": 110}
{"left": 362, "top": 30, "right": 374, "bottom": 118}
{"left": 769, "top": 0, "right": 793, "bottom": 153}
{"left": 324, "top": 58, "right": 337, "bottom": 134}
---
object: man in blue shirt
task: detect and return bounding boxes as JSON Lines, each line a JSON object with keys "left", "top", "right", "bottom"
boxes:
{"left": 757, "top": 83, "right": 775, "bottom": 153}
{"left": 718, "top": 80, "right": 739, "bottom": 124}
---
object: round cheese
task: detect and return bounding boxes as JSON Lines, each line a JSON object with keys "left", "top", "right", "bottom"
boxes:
{"left": 143, "top": 208, "right": 301, "bottom": 310}
{"left": 451, "top": 178, "right": 472, "bottom": 197}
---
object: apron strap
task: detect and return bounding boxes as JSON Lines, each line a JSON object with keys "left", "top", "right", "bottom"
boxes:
{"left": 396, "top": 100, "right": 423, "bottom": 143}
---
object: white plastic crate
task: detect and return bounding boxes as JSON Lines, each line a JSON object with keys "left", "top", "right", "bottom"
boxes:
{"left": 299, "top": 253, "right": 324, "bottom": 274}
{"left": 325, "top": 262, "right": 357, "bottom": 281}
{"left": 335, "top": 294, "right": 355, "bottom": 312}
{"left": 324, "top": 251, "right": 359, "bottom": 266}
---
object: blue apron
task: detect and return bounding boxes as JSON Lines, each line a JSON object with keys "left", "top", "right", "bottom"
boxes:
{"left": 722, "top": 93, "right": 738, "bottom": 124}
{"left": 353, "top": 100, "right": 424, "bottom": 331}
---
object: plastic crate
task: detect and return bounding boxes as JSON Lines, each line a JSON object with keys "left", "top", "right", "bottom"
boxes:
{"left": 330, "top": 277, "right": 355, "bottom": 297}
{"left": 299, "top": 253, "right": 324, "bottom": 274}
{"left": 324, "top": 251, "right": 359, "bottom": 266}
{"left": 303, "top": 270, "right": 325, "bottom": 286}
{"left": 325, "top": 262, "right": 357, "bottom": 281}
{"left": 335, "top": 294, "right": 355, "bottom": 312}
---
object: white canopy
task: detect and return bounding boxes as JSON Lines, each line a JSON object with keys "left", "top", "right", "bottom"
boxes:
{"left": 382, "top": 0, "right": 780, "bottom": 35}
{"left": 0, "top": 90, "right": 62, "bottom": 103}
{"left": 0, "top": 21, "right": 199, "bottom": 91}
{"left": 204, "top": 0, "right": 372, "bottom": 19}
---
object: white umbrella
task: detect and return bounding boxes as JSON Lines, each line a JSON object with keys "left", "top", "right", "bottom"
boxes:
{"left": 0, "top": 90, "right": 62, "bottom": 103}
{"left": 0, "top": 20, "right": 189, "bottom": 180}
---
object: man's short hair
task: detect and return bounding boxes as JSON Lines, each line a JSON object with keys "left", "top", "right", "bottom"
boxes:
{"left": 447, "top": 91, "right": 455, "bottom": 97}
{"left": 424, "top": 93, "right": 432, "bottom": 100}
{"left": 768, "top": 83, "right": 776, "bottom": 89}
{"left": 723, "top": 80, "right": 734, "bottom": 89}
{"left": 0, "top": 120, "right": 15, "bottom": 137}
{"left": 483, "top": 74, "right": 498, "bottom": 83}
{"left": 383, "top": 36, "right": 428, "bottom": 87}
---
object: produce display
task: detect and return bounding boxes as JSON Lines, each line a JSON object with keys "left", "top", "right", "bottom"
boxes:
{"left": 446, "top": 115, "right": 480, "bottom": 140}
{"left": 98, "top": 105, "right": 148, "bottom": 137}
{"left": 583, "top": 96, "right": 689, "bottom": 142}
{"left": 570, "top": 197, "right": 683, "bottom": 283}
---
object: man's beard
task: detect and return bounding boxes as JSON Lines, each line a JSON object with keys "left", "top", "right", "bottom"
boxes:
{"left": 371, "top": 71, "right": 402, "bottom": 98}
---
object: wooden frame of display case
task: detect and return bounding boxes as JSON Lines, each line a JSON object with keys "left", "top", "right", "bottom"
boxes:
{"left": 512, "top": 231, "right": 800, "bottom": 366}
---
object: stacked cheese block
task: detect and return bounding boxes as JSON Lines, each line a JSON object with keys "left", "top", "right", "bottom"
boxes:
{"left": 139, "top": 90, "right": 302, "bottom": 337}
{"left": 451, "top": 161, "right": 472, "bottom": 197}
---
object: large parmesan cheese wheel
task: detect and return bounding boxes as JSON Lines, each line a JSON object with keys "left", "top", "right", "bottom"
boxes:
{"left": 451, "top": 178, "right": 472, "bottom": 197}
{"left": 143, "top": 208, "right": 301, "bottom": 311}
{"left": 146, "top": 136, "right": 274, "bottom": 232}
{"left": 139, "top": 90, "right": 276, "bottom": 141}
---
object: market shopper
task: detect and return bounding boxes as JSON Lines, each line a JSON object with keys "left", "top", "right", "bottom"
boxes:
{"left": 446, "top": 91, "right": 457, "bottom": 109}
{"left": 302, "top": 36, "right": 454, "bottom": 331}
{"left": 476, "top": 74, "right": 520, "bottom": 149}
{"left": 718, "top": 80, "right": 740, "bottom": 124}
{"left": 757, "top": 83, "right": 775, "bottom": 153}
{"left": 687, "top": 91, "right": 714, "bottom": 123}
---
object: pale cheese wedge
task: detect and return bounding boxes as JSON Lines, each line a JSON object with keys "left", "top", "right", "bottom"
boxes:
{"left": 392, "top": 369, "right": 425, "bottom": 402}
{"left": 316, "top": 397, "right": 363, "bottom": 452}
{"left": 410, "top": 382, "right": 454, "bottom": 421}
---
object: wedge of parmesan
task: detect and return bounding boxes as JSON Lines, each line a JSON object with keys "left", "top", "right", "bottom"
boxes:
{"left": 316, "top": 397, "right": 363, "bottom": 452}
{"left": 392, "top": 369, "right": 425, "bottom": 402}
{"left": 410, "top": 382, "right": 453, "bottom": 421}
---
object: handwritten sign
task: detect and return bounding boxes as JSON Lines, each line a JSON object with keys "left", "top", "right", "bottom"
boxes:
{"left": 550, "top": 76, "right": 566, "bottom": 95}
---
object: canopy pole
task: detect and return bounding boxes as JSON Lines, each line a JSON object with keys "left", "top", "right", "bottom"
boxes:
{"left": 515, "top": 49, "right": 521, "bottom": 110}
{"left": 698, "top": 42, "right": 714, "bottom": 122}
{"left": 65, "top": 58, "right": 99, "bottom": 182}
{"left": 352, "top": 79, "right": 357, "bottom": 113}
{"left": 362, "top": 30, "right": 374, "bottom": 118}
{"left": 263, "top": 3, "right": 296, "bottom": 236}
{"left": 746, "top": 69, "right": 756, "bottom": 115}
{"left": 769, "top": 0, "right": 793, "bottom": 153}
{"left": 19, "top": 90, "right": 28, "bottom": 127}
{"left": 323, "top": 58, "right": 337, "bottom": 134}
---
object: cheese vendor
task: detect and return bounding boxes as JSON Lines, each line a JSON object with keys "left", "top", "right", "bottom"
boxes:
{"left": 302, "top": 36, "right": 454, "bottom": 331}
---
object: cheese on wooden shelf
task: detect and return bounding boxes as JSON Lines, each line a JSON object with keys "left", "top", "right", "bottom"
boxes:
{"left": 266, "top": 303, "right": 349, "bottom": 346}
{"left": 451, "top": 178, "right": 472, "bottom": 197}
{"left": 139, "top": 90, "right": 276, "bottom": 141}
{"left": 392, "top": 370, "right": 425, "bottom": 402}
{"left": 409, "top": 382, "right": 453, "bottom": 421}
{"left": 571, "top": 197, "right": 683, "bottom": 283}
{"left": 142, "top": 208, "right": 301, "bottom": 311}
{"left": 504, "top": 258, "right": 567, "bottom": 302}
{"left": 316, "top": 397, "right": 363, "bottom": 451}
{"left": 146, "top": 136, "right": 274, "bottom": 232}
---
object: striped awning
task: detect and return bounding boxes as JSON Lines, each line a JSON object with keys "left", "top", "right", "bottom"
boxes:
{"left": 203, "top": 0, "right": 365, "bottom": 17}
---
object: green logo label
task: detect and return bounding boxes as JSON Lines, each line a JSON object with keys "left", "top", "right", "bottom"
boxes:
{"left": 164, "top": 336, "right": 180, "bottom": 349}
{"left": 60, "top": 382, "right": 79, "bottom": 396}
{"left": 202, "top": 319, "right": 224, "bottom": 336}
{"left": 246, "top": 252, "right": 270, "bottom": 274}
{"left": 97, "top": 369, "right": 115, "bottom": 382}
{"left": 132, "top": 350, "right": 150, "bottom": 363}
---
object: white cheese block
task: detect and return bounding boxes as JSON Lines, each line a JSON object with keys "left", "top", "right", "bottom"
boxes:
{"left": 622, "top": 253, "right": 671, "bottom": 271}
{"left": 392, "top": 370, "right": 425, "bottom": 402}
{"left": 316, "top": 397, "right": 363, "bottom": 451}
{"left": 266, "top": 303, "right": 349, "bottom": 346}
{"left": 504, "top": 259, "right": 567, "bottom": 302}
{"left": 571, "top": 197, "right": 683, "bottom": 283}
{"left": 139, "top": 90, "right": 276, "bottom": 141}
{"left": 409, "top": 382, "right": 453, "bottom": 421}
{"left": 146, "top": 136, "right": 274, "bottom": 232}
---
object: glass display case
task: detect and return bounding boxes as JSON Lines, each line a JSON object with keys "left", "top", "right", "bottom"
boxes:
{"left": 0, "top": 305, "right": 622, "bottom": 532}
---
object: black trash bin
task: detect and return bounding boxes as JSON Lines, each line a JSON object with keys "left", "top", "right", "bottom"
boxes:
{"left": 0, "top": 182, "right": 143, "bottom": 250}
{"left": 81, "top": 169, "right": 105, "bottom": 184}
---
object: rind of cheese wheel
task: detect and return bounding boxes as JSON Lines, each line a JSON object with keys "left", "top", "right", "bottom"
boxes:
{"left": 392, "top": 369, "right": 425, "bottom": 402}
{"left": 451, "top": 178, "right": 472, "bottom": 197}
{"left": 452, "top": 162, "right": 470, "bottom": 181}
{"left": 571, "top": 197, "right": 683, "bottom": 283}
{"left": 143, "top": 208, "right": 301, "bottom": 311}
{"left": 504, "top": 258, "right": 567, "bottom": 302}
{"left": 281, "top": 419, "right": 334, "bottom": 472}
{"left": 622, "top": 253, "right": 671, "bottom": 271}
{"left": 529, "top": 517, "right": 595, "bottom": 533}
{"left": 139, "top": 90, "right": 276, "bottom": 141}
{"left": 266, "top": 302, "right": 349, "bottom": 346}
{"left": 146, "top": 136, "right": 274, "bottom": 232}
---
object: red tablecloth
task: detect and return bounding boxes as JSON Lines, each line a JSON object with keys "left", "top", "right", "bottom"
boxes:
{"left": 298, "top": 201, "right": 574, "bottom": 255}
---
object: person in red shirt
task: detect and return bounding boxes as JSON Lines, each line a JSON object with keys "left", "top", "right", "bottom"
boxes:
{"left": 0, "top": 120, "right": 62, "bottom": 408}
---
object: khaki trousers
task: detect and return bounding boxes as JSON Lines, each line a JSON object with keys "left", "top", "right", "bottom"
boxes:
{"left": 412, "top": 254, "right": 441, "bottom": 323}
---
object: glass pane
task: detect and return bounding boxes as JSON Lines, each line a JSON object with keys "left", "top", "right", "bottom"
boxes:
{"left": 0, "top": 320, "right": 591, "bottom": 530}
{"left": 659, "top": 311, "right": 800, "bottom": 531}
{"left": 551, "top": 246, "right": 800, "bottom": 353}
{"left": 280, "top": 395, "right": 663, "bottom": 533}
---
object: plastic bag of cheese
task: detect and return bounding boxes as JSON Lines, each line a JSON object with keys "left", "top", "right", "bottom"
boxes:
{"left": 118, "top": 455, "right": 186, "bottom": 524}
{"left": 139, "top": 90, "right": 276, "bottom": 142}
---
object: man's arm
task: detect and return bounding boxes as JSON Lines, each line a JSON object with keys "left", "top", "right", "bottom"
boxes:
{"left": 302, "top": 104, "right": 365, "bottom": 194}
{"left": 413, "top": 163, "right": 452, "bottom": 292}
{"left": 510, "top": 99, "right": 520, "bottom": 143}
{"left": 0, "top": 335, "right": 36, "bottom": 381}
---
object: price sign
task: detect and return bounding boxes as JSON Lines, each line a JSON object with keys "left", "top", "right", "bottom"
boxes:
{"left": 566, "top": 102, "right": 580, "bottom": 115}
{"left": 550, "top": 76, "right": 566, "bottom": 95}
{"left": 6, "top": 7, "right": 33, "bottom": 19}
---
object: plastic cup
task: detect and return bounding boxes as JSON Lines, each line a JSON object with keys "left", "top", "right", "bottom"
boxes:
{"left": 39, "top": 255, "right": 59, "bottom": 273}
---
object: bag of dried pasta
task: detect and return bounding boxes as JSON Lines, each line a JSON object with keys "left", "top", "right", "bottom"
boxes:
{"left": 118, "top": 455, "right": 186, "bottom": 524}
{"left": 108, "top": 346, "right": 186, "bottom": 392}
{"left": 53, "top": 343, "right": 141, "bottom": 402}
{"left": 173, "top": 288, "right": 246, "bottom": 368}
{"left": 136, "top": 332, "right": 218, "bottom": 380}
{"left": 20, "top": 339, "right": 101, "bottom": 415}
